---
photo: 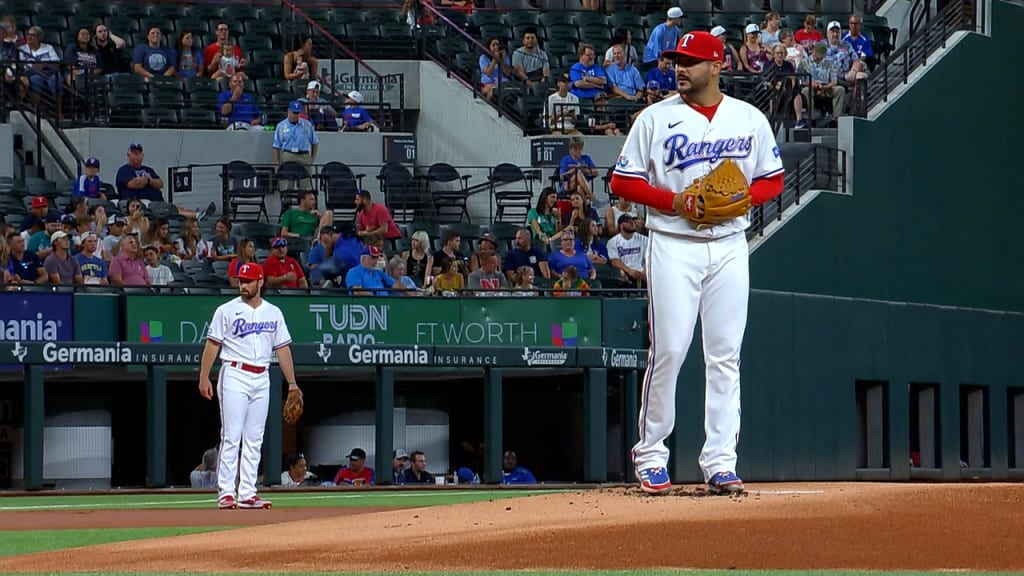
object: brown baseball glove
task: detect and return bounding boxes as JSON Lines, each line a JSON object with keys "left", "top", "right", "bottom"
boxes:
{"left": 283, "top": 388, "right": 303, "bottom": 425}
{"left": 673, "top": 159, "right": 751, "bottom": 225}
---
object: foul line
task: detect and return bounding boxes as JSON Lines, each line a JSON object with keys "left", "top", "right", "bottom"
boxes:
{"left": 0, "top": 490, "right": 566, "bottom": 512}
{"left": 749, "top": 489, "right": 825, "bottom": 495}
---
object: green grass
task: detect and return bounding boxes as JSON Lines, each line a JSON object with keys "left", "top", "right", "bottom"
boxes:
{"left": 0, "top": 526, "right": 231, "bottom": 557}
{"left": 0, "top": 489, "right": 566, "bottom": 511}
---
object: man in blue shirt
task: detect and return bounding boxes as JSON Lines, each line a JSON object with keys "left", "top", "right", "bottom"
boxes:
{"left": 842, "top": 15, "right": 876, "bottom": 68}
{"left": 75, "top": 232, "right": 108, "bottom": 284}
{"left": 132, "top": 26, "right": 175, "bottom": 79}
{"left": 644, "top": 55, "right": 676, "bottom": 96}
{"left": 273, "top": 100, "right": 319, "bottom": 191}
{"left": 501, "top": 451, "right": 537, "bottom": 484}
{"left": 399, "top": 451, "right": 435, "bottom": 484}
{"left": 19, "top": 195, "right": 51, "bottom": 237}
{"left": 344, "top": 244, "right": 394, "bottom": 296}
{"left": 569, "top": 44, "right": 608, "bottom": 100}
{"left": 558, "top": 137, "right": 598, "bottom": 201}
{"left": 216, "top": 73, "right": 261, "bottom": 127}
{"left": 341, "top": 90, "right": 377, "bottom": 132}
{"left": 5, "top": 232, "right": 47, "bottom": 286}
{"left": 115, "top": 142, "right": 164, "bottom": 202}
{"left": 605, "top": 44, "right": 644, "bottom": 100}
{"left": 307, "top": 225, "right": 339, "bottom": 285}
{"left": 502, "top": 227, "right": 550, "bottom": 282}
{"left": 72, "top": 157, "right": 106, "bottom": 199}
{"left": 642, "top": 7, "right": 683, "bottom": 71}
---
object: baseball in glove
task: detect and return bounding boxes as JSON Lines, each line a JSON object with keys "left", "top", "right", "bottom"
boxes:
{"left": 673, "top": 159, "right": 751, "bottom": 225}
{"left": 283, "top": 388, "right": 303, "bottom": 425}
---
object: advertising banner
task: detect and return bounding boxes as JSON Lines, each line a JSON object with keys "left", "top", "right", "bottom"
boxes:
{"left": 322, "top": 60, "right": 420, "bottom": 109}
{"left": 124, "top": 296, "right": 603, "bottom": 348}
{"left": 0, "top": 293, "right": 73, "bottom": 370}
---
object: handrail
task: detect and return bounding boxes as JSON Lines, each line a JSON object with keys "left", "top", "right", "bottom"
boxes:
{"left": 280, "top": 0, "right": 385, "bottom": 79}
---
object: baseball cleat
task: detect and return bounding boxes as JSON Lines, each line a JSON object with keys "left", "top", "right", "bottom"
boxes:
{"left": 635, "top": 466, "right": 672, "bottom": 495}
{"left": 707, "top": 471, "right": 744, "bottom": 495}
{"left": 217, "top": 495, "right": 237, "bottom": 509}
{"left": 237, "top": 496, "right": 272, "bottom": 509}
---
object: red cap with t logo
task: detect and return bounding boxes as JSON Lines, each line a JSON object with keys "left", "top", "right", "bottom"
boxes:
{"left": 661, "top": 31, "right": 724, "bottom": 62}
{"left": 237, "top": 262, "right": 264, "bottom": 281}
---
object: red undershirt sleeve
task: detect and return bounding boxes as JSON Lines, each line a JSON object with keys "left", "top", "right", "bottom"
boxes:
{"left": 608, "top": 174, "right": 677, "bottom": 213}
{"left": 750, "top": 173, "right": 785, "bottom": 206}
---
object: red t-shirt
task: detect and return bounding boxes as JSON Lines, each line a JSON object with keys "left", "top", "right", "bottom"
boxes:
{"left": 261, "top": 255, "right": 305, "bottom": 288}
{"left": 357, "top": 203, "right": 402, "bottom": 239}
{"left": 333, "top": 466, "right": 375, "bottom": 486}
{"left": 203, "top": 42, "right": 243, "bottom": 70}
{"left": 794, "top": 29, "right": 824, "bottom": 47}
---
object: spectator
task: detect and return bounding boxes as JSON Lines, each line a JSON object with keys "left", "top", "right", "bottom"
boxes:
{"left": 345, "top": 245, "right": 393, "bottom": 295}
{"left": 124, "top": 197, "right": 150, "bottom": 237}
{"left": 299, "top": 80, "right": 338, "bottom": 131}
{"left": 385, "top": 256, "right": 418, "bottom": 294}
{"left": 479, "top": 37, "right": 512, "bottom": 102}
{"left": 547, "top": 73, "right": 580, "bottom": 135}
{"left": 341, "top": 90, "right": 378, "bottom": 132}
{"left": 469, "top": 232, "right": 501, "bottom": 272}
{"left": 92, "top": 23, "right": 129, "bottom": 74}
{"left": 553, "top": 264, "right": 590, "bottom": 296}
{"left": 607, "top": 214, "right": 648, "bottom": 286}
{"left": 606, "top": 27, "right": 639, "bottom": 67}
{"left": 174, "top": 31, "right": 204, "bottom": 79}
{"left": 795, "top": 15, "right": 825, "bottom": 49}
{"left": 143, "top": 245, "right": 173, "bottom": 286}
{"left": 558, "top": 138, "right": 597, "bottom": 202}
{"left": 642, "top": 7, "right": 683, "bottom": 71}
{"left": 204, "top": 22, "right": 245, "bottom": 76}
{"left": 526, "top": 187, "right": 563, "bottom": 246}
{"left": 430, "top": 230, "right": 465, "bottom": 274}
{"left": 1, "top": 16, "right": 24, "bottom": 46}
{"left": 399, "top": 450, "right": 434, "bottom": 484}
{"left": 501, "top": 451, "right": 537, "bottom": 484}
{"left": 1, "top": 21, "right": 19, "bottom": 102}
{"left": 760, "top": 12, "right": 783, "bottom": 47}
{"left": 355, "top": 190, "right": 401, "bottom": 240}
{"left": 605, "top": 44, "right": 644, "bottom": 101}
{"left": 272, "top": 101, "right": 319, "bottom": 191}
{"left": 283, "top": 35, "right": 317, "bottom": 83}
{"left": 102, "top": 214, "right": 126, "bottom": 261}
{"left": 511, "top": 27, "right": 549, "bottom": 92}
{"left": 280, "top": 190, "right": 333, "bottom": 239}
{"left": 547, "top": 229, "right": 595, "bottom": 280}
{"left": 333, "top": 448, "right": 375, "bottom": 486}
{"left": 582, "top": 92, "right": 623, "bottom": 136}
{"left": 779, "top": 28, "right": 806, "bottom": 69}
{"left": 843, "top": 14, "right": 876, "bottom": 69}
{"left": 562, "top": 191, "right": 601, "bottom": 230}
{"left": 209, "top": 41, "right": 242, "bottom": 80}
{"left": 467, "top": 249, "right": 509, "bottom": 295}
{"left": 216, "top": 72, "right": 261, "bottom": 127}
{"left": 711, "top": 27, "right": 741, "bottom": 72}
{"left": 27, "top": 213, "right": 59, "bottom": 259}
{"left": 72, "top": 157, "right": 106, "bottom": 199}
{"left": 510, "top": 266, "right": 538, "bottom": 297}
{"left": 17, "top": 26, "right": 61, "bottom": 114}
{"left": 190, "top": 447, "right": 218, "bottom": 488}
{"left": 132, "top": 26, "right": 175, "bottom": 80}
{"left": 58, "top": 214, "right": 78, "bottom": 253}
{"left": 605, "top": 195, "right": 644, "bottom": 237}
{"left": 432, "top": 258, "right": 464, "bottom": 297}
{"left": 208, "top": 217, "right": 238, "bottom": 262}
{"left": 75, "top": 232, "right": 108, "bottom": 285}
{"left": 401, "top": 230, "right": 433, "bottom": 288}
{"left": 795, "top": 43, "right": 846, "bottom": 128}
{"left": 117, "top": 143, "right": 218, "bottom": 220}
{"left": 575, "top": 218, "right": 608, "bottom": 267}
{"left": 503, "top": 227, "right": 550, "bottom": 282}
{"left": 43, "top": 231, "right": 82, "bottom": 285}
{"left": 228, "top": 238, "right": 257, "bottom": 287}
{"left": 740, "top": 24, "right": 768, "bottom": 73}
{"left": 109, "top": 235, "right": 149, "bottom": 286}
{"left": 763, "top": 45, "right": 800, "bottom": 125}
{"left": 19, "top": 195, "right": 50, "bottom": 239}
{"left": 280, "top": 453, "right": 318, "bottom": 487}
{"left": 569, "top": 43, "right": 607, "bottom": 100}
{"left": 5, "top": 232, "right": 46, "bottom": 285}
{"left": 392, "top": 449, "right": 409, "bottom": 484}
{"left": 825, "top": 21, "right": 861, "bottom": 81}
{"left": 142, "top": 217, "right": 174, "bottom": 257}
{"left": 175, "top": 219, "right": 206, "bottom": 263}
{"left": 262, "top": 236, "right": 308, "bottom": 288}
{"left": 644, "top": 55, "right": 676, "bottom": 98}
{"left": 327, "top": 224, "right": 364, "bottom": 281}
{"left": 63, "top": 27, "right": 103, "bottom": 88}
{"left": 0, "top": 234, "right": 7, "bottom": 287}
{"left": 307, "top": 225, "right": 338, "bottom": 285}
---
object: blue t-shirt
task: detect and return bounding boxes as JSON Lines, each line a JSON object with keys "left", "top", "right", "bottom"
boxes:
{"left": 559, "top": 153, "right": 596, "bottom": 188}
{"left": 645, "top": 66, "right": 676, "bottom": 91}
{"left": 842, "top": 33, "right": 874, "bottom": 58}
{"left": 604, "top": 63, "right": 644, "bottom": 97}
{"left": 478, "top": 54, "right": 511, "bottom": 85}
{"left": 176, "top": 49, "right": 204, "bottom": 78}
{"left": 72, "top": 174, "right": 104, "bottom": 198}
{"left": 548, "top": 249, "right": 594, "bottom": 276}
{"left": 576, "top": 238, "right": 609, "bottom": 261}
{"left": 307, "top": 243, "right": 326, "bottom": 268}
{"left": 115, "top": 163, "right": 163, "bottom": 202}
{"left": 216, "top": 90, "right": 261, "bottom": 125}
{"left": 501, "top": 466, "right": 537, "bottom": 484}
{"left": 344, "top": 265, "right": 395, "bottom": 294}
{"left": 8, "top": 251, "right": 44, "bottom": 281}
{"left": 76, "top": 253, "right": 108, "bottom": 281}
{"left": 342, "top": 106, "right": 373, "bottom": 129}
{"left": 132, "top": 45, "right": 176, "bottom": 75}
{"left": 569, "top": 62, "right": 607, "bottom": 99}
{"left": 644, "top": 23, "right": 680, "bottom": 64}
{"left": 502, "top": 246, "right": 548, "bottom": 275}
{"left": 332, "top": 236, "right": 363, "bottom": 269}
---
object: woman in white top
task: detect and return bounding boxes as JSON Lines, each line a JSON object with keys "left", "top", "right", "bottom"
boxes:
{"left": 176, "top": 219, "right": 209, "bottom": 262}
{"left": 759, "top": 12, "right": 782, "bottom": 47}
{"left": 605, "top": 195, "right": 645, "bottom": 237}
{"left": 126, "top": 199, "right": 150, "bottom": 238}
{"left": 605, "top": 28, "right": 639, "bottom": 67}
{"left": 778, "top": 28, "right": 806, "bottom": 70}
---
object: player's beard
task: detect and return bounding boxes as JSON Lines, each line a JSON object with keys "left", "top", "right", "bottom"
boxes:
{"left": 240, "top": 282, "right": 262, "bottom": 302}
{"left": 677, "top": 70, "right": 710, "bottom": 97}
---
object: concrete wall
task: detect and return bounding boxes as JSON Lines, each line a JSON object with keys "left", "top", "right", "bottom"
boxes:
{"left": 0, "top": 123, "right": 13, "bottom": 178}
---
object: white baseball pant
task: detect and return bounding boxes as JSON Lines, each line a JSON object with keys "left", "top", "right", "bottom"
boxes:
{"left": 216, "top": 364, "right": 270, "bottom": 501}
{"left": 633, "top": 229, "right": 748, "bottom": 481}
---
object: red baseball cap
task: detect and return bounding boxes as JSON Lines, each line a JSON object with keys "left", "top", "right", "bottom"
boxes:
{"left": 236, "top": 262, "right": 264, "bottom": 281}
{"left": 32, "top": 196, "right": 48, "bottom": 209}
{"left": 361, "top": 245, "right": 383, "bottom": 258}
{"left": 662, "top": 31, "right": 724, "bottom": 63}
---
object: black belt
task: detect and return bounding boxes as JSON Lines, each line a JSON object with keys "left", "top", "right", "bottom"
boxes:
{"left": 287, "top": 151, "right": 310, "bottom": 155}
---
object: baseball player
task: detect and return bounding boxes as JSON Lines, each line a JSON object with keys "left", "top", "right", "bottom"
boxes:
{"left": 198, "top": 262, "right": 301, "bottom": 509}
{"left": 609, "top": 31, "right": 784, "bottom": 495}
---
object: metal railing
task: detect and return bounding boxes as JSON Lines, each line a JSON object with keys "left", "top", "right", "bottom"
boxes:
{"left": 862, "top": 0, "right": 980, "bottom": 113}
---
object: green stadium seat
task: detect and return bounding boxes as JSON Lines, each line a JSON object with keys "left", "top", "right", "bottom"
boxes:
{"left": 142, "top": 108, "right": 180, "bottom": 127}
{"left": 116, "top": 3, "right": 152, "bottom": 20}
{"left": 151, "top": 4, "right": 188, "bottom": 23}
{"left": 188, "top": 5, "right": 223, "bottom": 21}
{"left": 180, "top": 108, "right": 217, "bottom": 128}
{"left": 573, "top": 12, "right": 609, "bottom": 28}
{"left": 505, "top": 11, "right": 539, "bottom": 28}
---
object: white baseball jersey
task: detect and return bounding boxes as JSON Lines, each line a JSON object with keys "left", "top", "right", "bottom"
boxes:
{"left": 613, "top": 94, "right": 784, "bottom": 239}
{"left": 607, "top": 232, "right": 648, "bottom": 270}
{"left": 207, "top": 297, "right": 292, "bottom": 367}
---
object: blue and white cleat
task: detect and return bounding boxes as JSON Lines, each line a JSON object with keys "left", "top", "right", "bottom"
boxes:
{"left": 635, "top": 466, "right": 672, "bottom": 495}
{"left": 707, "top": 471, "right": 745, "bottom": 495}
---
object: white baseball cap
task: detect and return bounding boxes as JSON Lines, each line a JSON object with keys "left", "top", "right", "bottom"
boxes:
{"left": 710, "top": 25, "right": 726, "bottom": 38}
{"left": 50, "top": 230, "right": 69, "bottom": 242}
{"left": 744, "top": 23, "right": 760, "bottom": 34}
{"left": 306, "top": 80, "right": 322, "bottom": 91}
{"left": 667, "top": 7, "right": 684, "bottom": 19}
{"left": 827, "top": 20, "right": 842, "bottom": 30}
{"left": 346, "top": 90, "right": 364, "bottom": 104}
